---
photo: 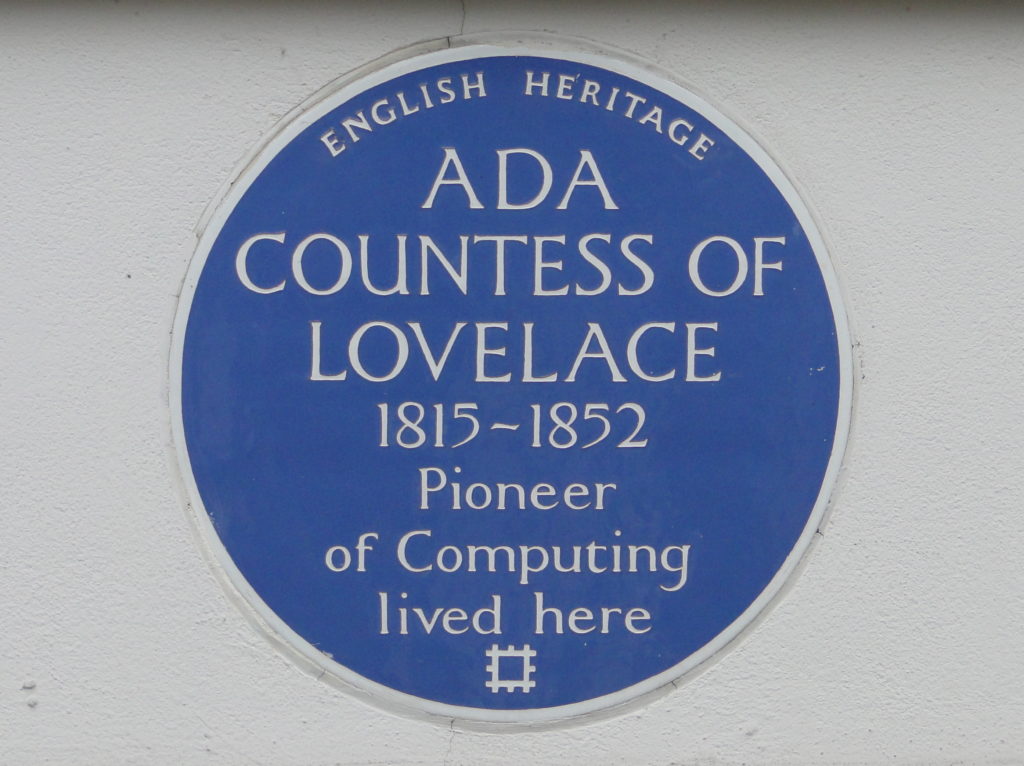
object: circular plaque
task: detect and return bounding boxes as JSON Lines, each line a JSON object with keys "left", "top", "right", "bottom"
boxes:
{"left": 172, "top": 36, "right": 852, "bottom": 724}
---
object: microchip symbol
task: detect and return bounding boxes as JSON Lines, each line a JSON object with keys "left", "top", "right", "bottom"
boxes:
{"left": 484, "top": 644, "right": 537, "bottom": 693}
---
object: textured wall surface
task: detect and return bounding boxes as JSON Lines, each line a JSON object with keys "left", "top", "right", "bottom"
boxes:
{"left": 2, "top": 2, "right": 1023, "bottom": 763}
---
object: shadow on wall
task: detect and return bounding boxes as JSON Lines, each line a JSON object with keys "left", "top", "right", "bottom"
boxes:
{"left": 3, "top": 0, "right": 1024, "bottom": 18}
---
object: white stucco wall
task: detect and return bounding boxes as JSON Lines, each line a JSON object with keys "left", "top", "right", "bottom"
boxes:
{"left": 2, "top": 2, "right": 1022, "bottom": 763}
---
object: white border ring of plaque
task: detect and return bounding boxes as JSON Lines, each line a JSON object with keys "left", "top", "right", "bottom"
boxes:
{"left": 171, "top": 33, "right": 854, "bottom": 726}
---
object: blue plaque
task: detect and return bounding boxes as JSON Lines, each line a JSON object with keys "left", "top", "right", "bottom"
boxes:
{"left": 172, "top": 37, "right": 852, "bottom": 723}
